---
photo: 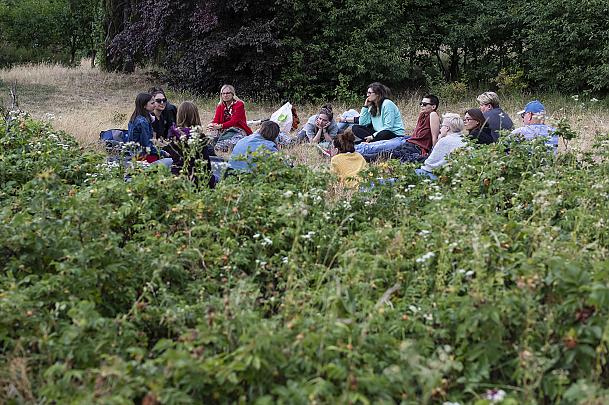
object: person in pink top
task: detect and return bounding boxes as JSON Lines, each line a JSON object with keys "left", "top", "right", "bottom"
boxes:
{"left": 207, "top": 84, "right": 253, "bottom": 152}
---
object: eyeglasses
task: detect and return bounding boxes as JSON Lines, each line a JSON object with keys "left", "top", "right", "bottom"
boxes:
{"left": 155, "top": 98, "right": 167, "bottom": 104}
{"left": 420, "top": 102, "right": 432, "bottom": 107}
{"left": 366, "top": 91, "right": 375, "bottom": 95}
{"left": 520, "top": 112, "right": 528, "bottom": 119}
{"left": 221, "top": 92, "right": 233, "bottom": 95}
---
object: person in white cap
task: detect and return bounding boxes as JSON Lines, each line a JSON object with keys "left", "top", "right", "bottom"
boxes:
{"left": 511, "top": 100, "right": 558, "bottom": 151}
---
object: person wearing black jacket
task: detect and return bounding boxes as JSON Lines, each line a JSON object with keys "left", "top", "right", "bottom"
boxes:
{"left": 476, "top": 91, "right": 513, "bottom": 141}
{"left": 148, "top": 86, "right": 177, "bottom": 139}
{"left": 464, "top": 108, "right": 494, "bottom": 145}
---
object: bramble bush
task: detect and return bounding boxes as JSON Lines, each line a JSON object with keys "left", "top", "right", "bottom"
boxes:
{"left": 1, "top": 113, "right": 609, "bottom": 404}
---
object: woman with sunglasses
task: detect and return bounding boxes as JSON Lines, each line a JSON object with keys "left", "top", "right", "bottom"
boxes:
{"left": 149, "top": 88, "right": 176, "bottom": 140}
{"left": 207, "top": 84, "right": 253, "bottom": 153}
{"left": 126, "top": 92, "right": 173, "bottom": 168}
{"left": 463, "top": 108, "right": 494, "bottom": 145}
{"left": 390, "top": 94, "right": 441, "bottom": 163}
{"left": 352, "top": 82, "right": 405, "bottom": 143}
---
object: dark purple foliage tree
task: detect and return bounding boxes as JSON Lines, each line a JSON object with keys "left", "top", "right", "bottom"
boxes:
{"left": 108, "top": 0, "right": 284, "bottom": 96}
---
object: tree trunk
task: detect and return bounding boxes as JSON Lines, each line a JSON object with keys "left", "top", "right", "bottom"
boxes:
{"left": 448, "top": 47, "right": 459, "bottom": 82}
{"left": 102, "top": 0, "right": 137, "bottom": 71}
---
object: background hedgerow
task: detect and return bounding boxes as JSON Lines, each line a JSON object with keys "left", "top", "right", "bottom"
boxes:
{"left": 2, "top": 112, "right": 609, "bottom": 404}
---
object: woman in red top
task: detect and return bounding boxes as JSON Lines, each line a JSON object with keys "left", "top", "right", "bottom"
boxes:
{"left": 207, "top": 84, "right": 253, "bottom": 153}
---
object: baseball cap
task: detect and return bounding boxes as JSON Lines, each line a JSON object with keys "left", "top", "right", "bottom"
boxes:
{"left": 518, "top": 100, "right": 545, "bottom": 115}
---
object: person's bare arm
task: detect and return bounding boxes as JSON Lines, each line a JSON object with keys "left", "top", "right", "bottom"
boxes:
{"left": 311, "top": 127, "right": 323, "bottom": 143}
{"left": 430, "top": 111, "right": 440, "bottom": 145}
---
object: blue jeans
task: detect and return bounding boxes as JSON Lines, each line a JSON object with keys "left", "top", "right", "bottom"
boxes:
{"left": 415, "top": 168, "right": 437, "bottom": 180}
{"left": 355, "top": 136, "right": 407, "bottom": 160}
{"left": 152, "top": 158, "right": 173, "bottom": 169}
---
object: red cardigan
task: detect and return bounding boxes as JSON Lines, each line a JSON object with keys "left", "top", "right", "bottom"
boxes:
{"left": 212, "top": 100, "right": 252, "bottom": 135}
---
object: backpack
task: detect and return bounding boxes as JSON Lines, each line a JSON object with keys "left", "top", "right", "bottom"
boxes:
{"left": 99, "top": 129, "right": 128, "bottom": 153}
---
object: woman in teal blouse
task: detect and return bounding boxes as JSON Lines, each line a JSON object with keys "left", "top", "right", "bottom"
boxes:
{"left": 352, "top": 82, "right": 405, "bottom": 143}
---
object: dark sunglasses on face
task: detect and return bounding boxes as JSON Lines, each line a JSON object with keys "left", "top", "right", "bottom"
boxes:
{"left": 155, "top": 98, "right": 167, "bottom": 104}
{"left": 420, "top": 102, "right": 432, "bottom": 107}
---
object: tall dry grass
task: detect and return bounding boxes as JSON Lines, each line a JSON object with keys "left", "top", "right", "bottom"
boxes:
{"left": 1, "top": 61, "right": 608, "bottom": 153}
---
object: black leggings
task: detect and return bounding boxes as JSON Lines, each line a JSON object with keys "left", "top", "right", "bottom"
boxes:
{"left": 352, "top": 124, "right": 398, "bottom": 143}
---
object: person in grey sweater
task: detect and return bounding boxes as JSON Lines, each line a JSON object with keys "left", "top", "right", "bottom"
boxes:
{"left": 416, "top": 113, "right": 466, "bottom": 177}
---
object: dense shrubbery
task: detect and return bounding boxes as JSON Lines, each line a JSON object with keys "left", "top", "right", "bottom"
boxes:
{"left": 103, "top": 0, "right": 609, "bottom": 98}
{"left": 2, "top": 0, "right": 609, "bottom": 97}
{"left": 0, "top": 0, "right": 100, "bottom": 67}
{"left": 2, "top": 113, "right": 609, "bottom": 404}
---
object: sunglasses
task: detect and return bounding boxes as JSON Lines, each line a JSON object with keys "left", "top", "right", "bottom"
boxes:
{"left": 420, "top": 102, "right": 432, "bottom": 107}
{"left": 155, "top": 98, "right": 167, "bottom": 104}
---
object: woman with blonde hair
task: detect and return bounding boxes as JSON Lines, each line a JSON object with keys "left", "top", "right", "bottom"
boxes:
{"left": 207, "top": 84, "right": 253, "bottom": 152}
{"left": 476, "top": 91, "right": 513, "bottom": 140}
{"left": 415, "top": 113, "right": 466, "bottom": 179}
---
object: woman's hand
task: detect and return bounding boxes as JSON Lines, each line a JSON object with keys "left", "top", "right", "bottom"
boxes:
{"left": 312, "top": 127, "right": 323, "bottom": 143}
{"left": 365, "top": 135, "right": 374, "bottom": 143}
{"left": 207, "top": 122, "right": 222, "bottom": 131}
{"left": 364, "top": 97, "right": 372, "bottom": 107}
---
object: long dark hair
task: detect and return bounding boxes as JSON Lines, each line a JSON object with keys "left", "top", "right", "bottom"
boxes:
{"left": 333, "top": 127, "right": 356, "bottom": 153}
{"left": 130, "top": 93, "right": 153, "bottom": 123}
{"left": 465, "top": 108, "right": 487, "bottom": 129}
{"left": 368, "top": 82, "right": 390, "bottom": 117}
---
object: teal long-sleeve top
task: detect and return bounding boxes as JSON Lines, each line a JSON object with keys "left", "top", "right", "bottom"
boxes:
{"left": 359, "top": 99, "right": 405, "bottom": 136}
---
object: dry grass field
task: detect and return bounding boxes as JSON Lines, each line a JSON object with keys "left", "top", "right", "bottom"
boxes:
{"left": 1, "top": 61, "right": 609, "bottom": 153}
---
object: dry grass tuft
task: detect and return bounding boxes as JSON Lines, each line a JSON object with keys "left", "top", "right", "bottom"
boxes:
{"left": 282, "top": 143, "right": 331, "bottom": 171}
{"left": 0, "top": 355, "right": 35, "bottom": 404}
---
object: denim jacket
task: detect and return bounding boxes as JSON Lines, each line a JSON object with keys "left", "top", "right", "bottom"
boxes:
{"left": 127, "top": 115, "right": 158, "bottom": 156}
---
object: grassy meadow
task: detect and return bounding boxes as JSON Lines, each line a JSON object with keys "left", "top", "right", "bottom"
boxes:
{"left": 1, "top": 61, "right": 609, "bottom": 153}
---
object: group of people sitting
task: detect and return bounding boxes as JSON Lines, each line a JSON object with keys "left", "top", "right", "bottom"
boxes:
{"left": 123, "top": 83, "right": 558, "bottom": 187}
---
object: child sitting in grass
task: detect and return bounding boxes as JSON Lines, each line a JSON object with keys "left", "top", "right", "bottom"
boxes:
{"left": 330, "top": 128, "right": 368, "bottom": 187}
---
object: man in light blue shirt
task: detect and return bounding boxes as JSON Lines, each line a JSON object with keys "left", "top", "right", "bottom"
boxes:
{"left": 511, "top": 100, "right": 558, "bottom": 152}
{"left": 228, "top": 121, "right": 280, "bottom": 172}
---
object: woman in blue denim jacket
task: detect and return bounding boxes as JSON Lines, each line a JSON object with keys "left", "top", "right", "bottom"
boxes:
{"left": 127, "top": 93, "right": 172, "bottom": 168}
